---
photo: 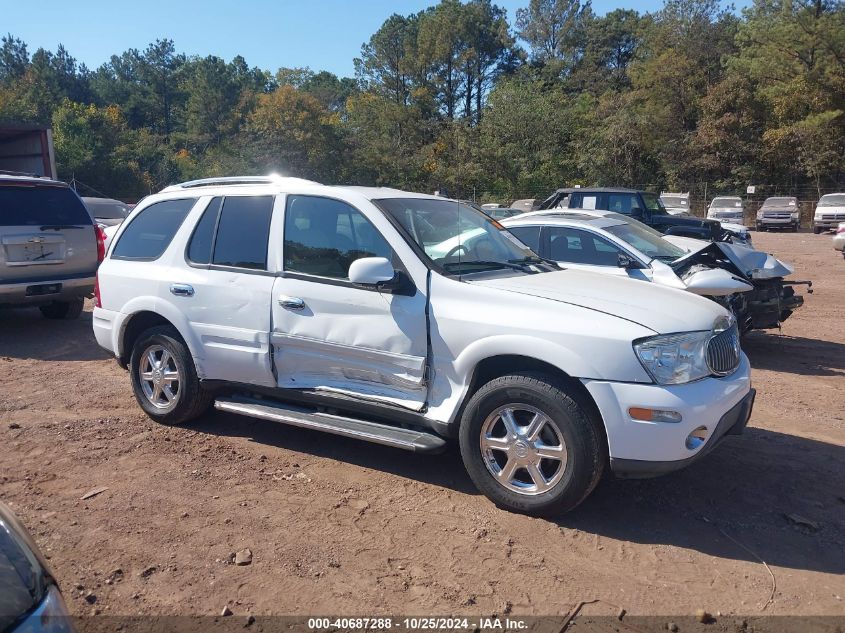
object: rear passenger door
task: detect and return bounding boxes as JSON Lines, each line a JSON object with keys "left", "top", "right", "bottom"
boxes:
{"left": 176, "top": 195, "right": 278, "bottom": 386}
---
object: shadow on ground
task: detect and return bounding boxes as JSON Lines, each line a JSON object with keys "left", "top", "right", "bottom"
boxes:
{"left": 0, "top": 307, "right": 108, "bottom": 362}
{"left": 196, "top": 408, "right": 845, "bottom": 577}
{"left": 744, "top": 331, "right": 845, "bottom": 377}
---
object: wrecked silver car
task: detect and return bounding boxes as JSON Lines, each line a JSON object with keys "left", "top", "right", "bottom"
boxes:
{"left": 670, "top": 240, "right": 811, "bottom": 332}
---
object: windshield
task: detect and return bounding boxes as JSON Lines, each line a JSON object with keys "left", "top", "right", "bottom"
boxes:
{"left": 376, "top": 198, "right": 547, "bottom": 275}
{"left": 661, "top": 196, "right": 689, "bottom": 208}
{"left": 710, "top": 197, "right": 742, "bottom": 209}
{"left": 603, "top": 217, "right": 686, "bottom": 262}
{"left": 642, "top": 192, "right": 667, "bottom": 215}
{"left": 818, "top": 194, "right": 845, "bottom": 207}
{"left": 762, "top": 197, "right": 796, "bottom": 208}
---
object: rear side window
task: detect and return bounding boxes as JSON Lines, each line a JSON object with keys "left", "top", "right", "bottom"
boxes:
{"left": 186, "top": 198, "right": 222, "bottom": 264}
{"left": 112, "top": 199, "right": 194, "bottom": 260}
{"left": 0, "top": 184, "right": 92, "bottom": 226}
{"left": 212, "top": 196, "right": 273, "bottom": 269}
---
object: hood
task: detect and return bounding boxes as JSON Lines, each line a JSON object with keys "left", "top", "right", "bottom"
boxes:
{"left": 673, "top": 241, "right": 794, "bottom": 280}
{"left": 716, "top": 242, "right": 794, "bottom": 279}
{"left": 468, "top": 269, "right": 726, "bottom": 334}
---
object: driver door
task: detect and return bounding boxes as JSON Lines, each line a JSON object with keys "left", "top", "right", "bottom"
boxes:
{"left": 270, "top": 195, "right": 429, "bottom": 411}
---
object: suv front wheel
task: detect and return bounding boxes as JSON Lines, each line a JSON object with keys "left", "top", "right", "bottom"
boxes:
{"left": 459, "top": 373, "right": 606, "bottom": 516}
{"left": 129, "top": 325, "right": 212, "bottom": 425}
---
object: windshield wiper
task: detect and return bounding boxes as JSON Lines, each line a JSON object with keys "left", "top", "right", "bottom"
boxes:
{"left": 509, "top": 256, "right": 560, "bottom": 267}
{"left": 442, "top": 260, "right": 526, "bottom": 272}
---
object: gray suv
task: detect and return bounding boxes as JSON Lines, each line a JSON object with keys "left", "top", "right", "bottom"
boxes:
{"left": 0, "top": 173, "right": 103, "bottom": 319}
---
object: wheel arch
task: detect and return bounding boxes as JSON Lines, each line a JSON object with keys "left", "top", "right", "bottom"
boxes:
{"left": 117, "top": 306, "right": 203, "bottom": 376}
{"left": 448, "top": 353, "right": 608, "bottom": 454}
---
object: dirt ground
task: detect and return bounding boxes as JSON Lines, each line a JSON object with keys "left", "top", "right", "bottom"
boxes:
{"left": 1, "top": 231, "right": 843, "bottom": 623}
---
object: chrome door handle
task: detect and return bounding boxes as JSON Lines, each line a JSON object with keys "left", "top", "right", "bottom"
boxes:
{"left": 278, "top": 296, "right": 305, "bottom": 310}
{"left": 170, "top": 283, "right": 195, "bottom": 297}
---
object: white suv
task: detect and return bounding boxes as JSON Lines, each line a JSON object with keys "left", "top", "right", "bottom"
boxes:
{"left": 93, "top": 176, "right": 754, "bottom": 516}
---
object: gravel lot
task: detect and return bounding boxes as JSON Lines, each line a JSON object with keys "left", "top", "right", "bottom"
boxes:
{"left": 1, "top": 231, "right": 843, "bottom": 622}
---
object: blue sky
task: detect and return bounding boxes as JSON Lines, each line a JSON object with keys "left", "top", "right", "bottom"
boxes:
{"left": 4, "top": 0, "right": 742, "bottom": 78}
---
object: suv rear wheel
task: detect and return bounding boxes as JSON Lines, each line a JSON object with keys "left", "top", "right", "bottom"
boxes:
{"left": 39, "top": 297, "right": 84, "bottom": 320}
{"left": 459, "top": 372, "right": 605, "bottom": 516}
{"left": 129, "top": 325, "right": 212, "bottom": 425}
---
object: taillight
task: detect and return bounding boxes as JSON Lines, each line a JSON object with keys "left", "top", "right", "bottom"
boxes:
{"left": 93, "top": 273, "right": 101, "bottom": 308}
{"left": 94, "top": 224, "right": 106, "bottom": 262}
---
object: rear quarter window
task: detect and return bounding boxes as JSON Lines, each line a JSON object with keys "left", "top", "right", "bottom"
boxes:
{"left": 0, "top": 184, "right": 92, "bottom": 226}
{"left": 112, "top": 198, "right": 195, "bottom": 260}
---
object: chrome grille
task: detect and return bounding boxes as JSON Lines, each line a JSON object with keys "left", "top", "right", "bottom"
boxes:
{"left": 707, "top": 323, "right": 740, "bottom": 376}
{"left": 821, "top": 213, "right": 845, "bottom": 220}
{"left": 763, "top": 212, "right": 790, "bottom": 218}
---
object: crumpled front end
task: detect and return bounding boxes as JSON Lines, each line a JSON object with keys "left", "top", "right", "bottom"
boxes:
{"left": 670, "top": 242, "right": 810, "bottom": 332}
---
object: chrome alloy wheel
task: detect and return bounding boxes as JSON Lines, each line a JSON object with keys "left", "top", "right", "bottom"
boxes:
{"left": 139, "top": 345, "right": 181, "bottom": 410}
{"left": 480, "top": 405, "right": 568, "bottom": 495}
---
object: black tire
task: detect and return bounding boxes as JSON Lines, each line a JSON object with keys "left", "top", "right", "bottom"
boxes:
{"left": 813, "top": 227, "right": 822, "bottom": 235}
{"left": 458, "top": 372, "right": 606, "bottom": 516}
{"left": 129, "top": 325, "right": 212, "bottom": 425}
{"left": 39, "top": 297, "right": 84, "bottom": 320}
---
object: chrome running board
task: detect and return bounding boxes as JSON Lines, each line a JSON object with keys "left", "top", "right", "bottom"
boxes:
{"left": 214, "top": 395, "right": 447, "bottom": 454}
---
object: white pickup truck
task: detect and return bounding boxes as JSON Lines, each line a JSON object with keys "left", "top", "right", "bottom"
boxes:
{"left": 93, "top": 176, "right": 754, "bottom": 516}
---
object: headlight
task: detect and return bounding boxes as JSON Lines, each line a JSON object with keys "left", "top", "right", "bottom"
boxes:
{"left": 634, "top": 330, "right": 712, "bottom": 385}
{"left": 791, "top": 212, "right": 799, "bottom": 218}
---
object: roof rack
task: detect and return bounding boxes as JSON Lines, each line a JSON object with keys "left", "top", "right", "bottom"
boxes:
{"left": 161, "top": 175, "right": 320, "bottom": 192}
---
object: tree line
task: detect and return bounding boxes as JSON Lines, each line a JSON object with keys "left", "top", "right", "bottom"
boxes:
{"left": 1, "top": 0, "right": 843, "bottom": 203}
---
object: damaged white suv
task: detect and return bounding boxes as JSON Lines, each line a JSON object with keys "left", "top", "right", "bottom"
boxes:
{"left": 93, "top": 177, "right": 754, "bottom": 516}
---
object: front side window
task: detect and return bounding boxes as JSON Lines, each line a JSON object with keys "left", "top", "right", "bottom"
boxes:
{"left": 284, "top": 196, "right": 392, "bottom": 279}
{"left": 608, "top": 194, "right": 642, "bottom": 215}
{"left": 376, "top": 197, "right": 549, "bottom": 276}
{"left": 547, "top": 227, "right": 624, "bottom": 266}
{"left": 507, "top": 226, "right": 541, "bottom": 252}
{"left": 641, "top": 193, "right": 667, "bottom": 214}
{"left": 112, "top": 198, "right": 195, "bottom": 260}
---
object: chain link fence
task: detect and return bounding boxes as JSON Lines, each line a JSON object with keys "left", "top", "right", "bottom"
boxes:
{"left": 463, "top": 183, "right": 845, "bottom": 230}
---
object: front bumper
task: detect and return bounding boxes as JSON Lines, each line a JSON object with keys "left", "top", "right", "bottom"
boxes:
{"left": 758, "top": 218, "right": 798, "bottom": 227}
{"left": 0, "top": 274, "right": 94, "bottom": 307}
{"left": 610, "top": 388, "right": 755, "bottom": 478}
{"left": 582, "top": 353, "right": 752, "bottom": 470}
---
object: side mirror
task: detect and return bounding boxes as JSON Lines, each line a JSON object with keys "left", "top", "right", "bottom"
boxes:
{"left": 617, "top": 253, "right": 639, "bottom": 269}
{"left": 348, "top": 257, "right": 396, "bottom": 286}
